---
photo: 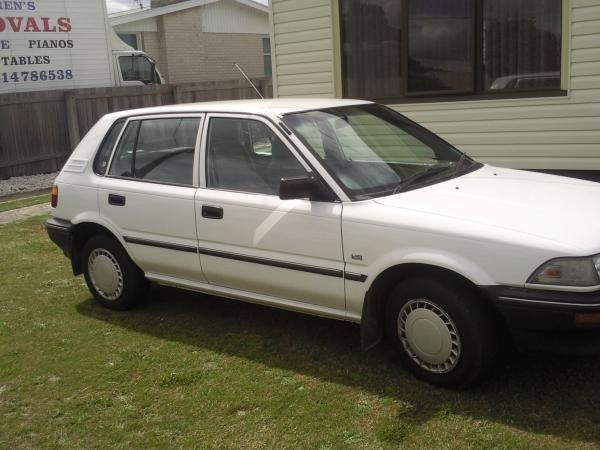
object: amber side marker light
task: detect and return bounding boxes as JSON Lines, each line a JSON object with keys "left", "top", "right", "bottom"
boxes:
{"left": 575, "top": 313, "right": 600, "bottom": 327}
{"left": 51, "top": 185, "right": 58, "bottom": 208}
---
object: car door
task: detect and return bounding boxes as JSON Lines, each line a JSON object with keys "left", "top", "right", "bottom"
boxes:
{"left": 98, "top": 114, "right": 206, "bottom": 282}
{"left": 195, "top": 114, "right": 345, "bottom": 312}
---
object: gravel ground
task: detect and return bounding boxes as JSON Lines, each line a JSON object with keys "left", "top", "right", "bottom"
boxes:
{"left": 0, "top": 172, "right": 58, "bottom": 198}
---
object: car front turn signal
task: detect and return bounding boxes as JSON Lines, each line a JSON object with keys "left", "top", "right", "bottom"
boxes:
{"left": 528, "top": 256, "right": 600, "bottom": 287}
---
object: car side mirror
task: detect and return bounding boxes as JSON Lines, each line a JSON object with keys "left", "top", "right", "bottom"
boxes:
{"left": 279, "top": 175, "right": 335, "bottom": 202}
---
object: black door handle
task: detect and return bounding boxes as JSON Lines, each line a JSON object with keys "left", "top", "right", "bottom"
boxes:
{"left": 108, "top": 194, "right": 126, "bottom": 206}
{"left": 202, "top": 205, "right": 223, "bottom": 219}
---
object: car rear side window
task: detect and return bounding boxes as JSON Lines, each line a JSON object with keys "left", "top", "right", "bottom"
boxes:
{"left": 94, "top": 120, "right": 125, "bottom": 175}
{"left": 108, "top": 117, "right": 201, "bottom": 186}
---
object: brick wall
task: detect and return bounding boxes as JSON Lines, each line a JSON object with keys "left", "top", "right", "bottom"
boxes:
{"left": 141, "top": 31, "right": 167, "bottom": 80}
{"left": 200, "top": 33, "right": 268, "bottom": 82}
{"left": 161, "top": 8, "right": 205, "bottom": 84}
{"left": 142, "top": 5, "right": 269, "bottom": 84}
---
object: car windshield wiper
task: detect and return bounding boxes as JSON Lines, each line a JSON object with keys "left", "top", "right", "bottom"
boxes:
{"left": 393, "top": 164, "right": 452, "bottom": 194}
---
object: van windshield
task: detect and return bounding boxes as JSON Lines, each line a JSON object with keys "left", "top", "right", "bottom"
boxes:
{"left": 282, "top": 104, "right": 480, "bottom": 200}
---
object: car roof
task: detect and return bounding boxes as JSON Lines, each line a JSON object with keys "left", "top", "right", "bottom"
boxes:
{"left": 105, "top": 98, "right": 374, "bottom": 120}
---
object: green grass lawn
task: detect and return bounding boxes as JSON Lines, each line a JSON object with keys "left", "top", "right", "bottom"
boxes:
{"left": 2, "top": 215, "right": 600, "bottom": 449}
{"left": 0, "top": 193, "right": 49, "bottom": 213}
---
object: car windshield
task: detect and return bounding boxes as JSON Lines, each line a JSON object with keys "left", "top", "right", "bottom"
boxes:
{"left": 282, "top": 104, "right": 478, "bottom": 200}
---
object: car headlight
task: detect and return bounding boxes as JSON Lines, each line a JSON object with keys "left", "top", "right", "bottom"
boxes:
{"left": 528, "top": 255, "right": 600, "bottom": 287}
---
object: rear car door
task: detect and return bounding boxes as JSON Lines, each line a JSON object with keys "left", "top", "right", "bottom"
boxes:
{"left": 194, "top": 114, "right": 346, "bottom": 313}
{"left": 98, "top": 114, "right": 206, "bottom": 282}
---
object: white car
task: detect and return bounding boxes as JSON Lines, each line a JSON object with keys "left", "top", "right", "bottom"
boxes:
{"left": 46, "top": 99, "right": 600, "bottom": 388}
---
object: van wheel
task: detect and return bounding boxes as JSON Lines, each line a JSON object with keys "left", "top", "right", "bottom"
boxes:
{"left": 385, "top": 278, "right": 497, "bottom": 389}
{"left": 82, "top": 235, "right": 148, "bottom": 310}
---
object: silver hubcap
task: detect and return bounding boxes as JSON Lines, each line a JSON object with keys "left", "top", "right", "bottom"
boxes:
{"left": 398, "top": 299, "right": 461, "bottom": 374}
{"left": 88, "top": 248, "right": 124, "bottom": 301}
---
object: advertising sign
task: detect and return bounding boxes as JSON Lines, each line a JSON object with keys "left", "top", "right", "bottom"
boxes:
{"left": 0, "top": 0, "right": 114, "bottom": 93}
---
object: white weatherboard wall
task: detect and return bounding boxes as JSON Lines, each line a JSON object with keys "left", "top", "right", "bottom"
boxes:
{"left": 271, "top": 0, "right": 336, "bottom": 98}
{"left": 271, "top": 0, "right": 600, "bottom": 170}
{"left": 0, "top": 0, "right": 114, "bottom": 93}
{"left": 113, "top": 17, "right": 158, "bottom": 34}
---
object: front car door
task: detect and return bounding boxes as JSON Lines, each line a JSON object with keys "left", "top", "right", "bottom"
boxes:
{"left": 194, "top": 114, "right": 346, "bottom": 316}
{"left": 98, "top": 114, "right": 206, "bottom": 282}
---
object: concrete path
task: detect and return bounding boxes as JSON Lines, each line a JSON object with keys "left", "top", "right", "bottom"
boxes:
{"left": 0, "top": 203, "right": 52, "bottom": 225}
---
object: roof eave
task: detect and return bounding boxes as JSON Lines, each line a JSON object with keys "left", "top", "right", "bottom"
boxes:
{"left": 109, "top": 0, "right": 268, "bottom": 26}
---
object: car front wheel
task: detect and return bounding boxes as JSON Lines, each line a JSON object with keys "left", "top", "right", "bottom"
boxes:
{"left": 82, "top": 235, "right": 148, "bottom": 310}
{"left": 385, "top": 278, "right": 498, "bottom": 389}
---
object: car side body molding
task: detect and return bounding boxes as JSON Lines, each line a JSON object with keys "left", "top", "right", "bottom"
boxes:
{"left": 123, "top": 236, "right": 368, "bottom": 282}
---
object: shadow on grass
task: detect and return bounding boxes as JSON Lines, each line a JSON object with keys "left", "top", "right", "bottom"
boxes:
{"left": 77, "top": 285, "right": 600, "bottom": 443}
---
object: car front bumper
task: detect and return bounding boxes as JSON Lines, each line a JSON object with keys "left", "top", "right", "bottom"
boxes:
{"left": 484, "top": 286, "right": 600, "bottom": 355}
{"left": 45, "top": 217, "right": 72, "bottom": 258}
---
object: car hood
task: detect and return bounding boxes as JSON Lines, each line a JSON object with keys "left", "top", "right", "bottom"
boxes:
{"left": 374, "top": 165, "right": 600, "bottom": 253}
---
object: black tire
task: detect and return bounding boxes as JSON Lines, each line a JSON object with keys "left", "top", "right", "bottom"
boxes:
{"left": 385, "top": 277, "right": 498, "bottom": 389}
{"left": 82, "top": 234, "right": 148, "bottom": 310}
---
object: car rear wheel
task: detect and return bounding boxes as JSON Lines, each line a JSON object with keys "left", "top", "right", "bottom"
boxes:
{"left": 385, "top": 278, "right": 498, "bottom": 389}
{"left": 82, "top": 235, "right": 148, "bottom": 310}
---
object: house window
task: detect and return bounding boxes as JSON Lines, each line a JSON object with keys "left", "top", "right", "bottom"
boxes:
{"left": 263, "top": 38, "right": 272, "bottom": 77}
{"left": 340, "top": 0, "right": 563, "bottom": 101}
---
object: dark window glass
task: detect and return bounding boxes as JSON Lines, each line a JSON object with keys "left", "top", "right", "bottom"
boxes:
{"left": 341, "top": 0, "right": 402, "bottom": 99}
{"left": 206, "top": 118, "right": 306, "bottom": 196}
{"left": 119, "top": 55, "right": 153, "bottom": 82}
{"left": 133, "top": 118, "right": 199, "bottom": 185}
{"left": 408, "top": 0, "right": 474, "bottom": 93}
{"left": 263, "top": 38, "right": 272, "bottom": 77}
{"left": 339, "top": 0, "right": 563, "bottom": 100}
{"left": 94, "top": 120, "right": 125, "bottom": 175}
{"left": 108, "top": 118, "right": 200, "bottom": 186}
{"left": 483, "top": 0, "right": 561, "bottom": 91}
{"left": 109, "top": 121, "right": 138, "bottom": 178}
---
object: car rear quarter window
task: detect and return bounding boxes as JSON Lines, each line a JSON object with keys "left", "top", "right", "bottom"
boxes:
{"left": 108, "top": 121, "right": 139, "bottom": 178}
{"left": 94, "top": 120, "right": 125, "bottom": 175}
{"left": 108, "top": 117, "right": 201, "bottom": 186}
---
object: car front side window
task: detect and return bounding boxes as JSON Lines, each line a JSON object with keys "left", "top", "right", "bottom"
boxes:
{"left": 206, "top": 117, "right": 307, "bottom": 196}
{"left": 108, "top": 117, "right": 200, "bottom": 186}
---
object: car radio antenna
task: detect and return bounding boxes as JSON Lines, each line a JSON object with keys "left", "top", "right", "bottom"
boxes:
{"left": 234, "top": 63, "right": 264, "bottom": 100}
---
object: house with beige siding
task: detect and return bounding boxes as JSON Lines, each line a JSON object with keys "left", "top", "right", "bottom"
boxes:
{"left": 269, "top": 0, "right": 600, "bottom": 174}
{"left": 110, "top": 0, "right": 271, "bottom": 84}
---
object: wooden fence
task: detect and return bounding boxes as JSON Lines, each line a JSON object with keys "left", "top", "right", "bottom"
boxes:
{"left": 0, "top": 77, "right": 272, "bottom": 179}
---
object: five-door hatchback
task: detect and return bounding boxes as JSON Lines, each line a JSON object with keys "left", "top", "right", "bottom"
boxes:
{"left": 47, "top": 99, "right": 600, "bottom": 388}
